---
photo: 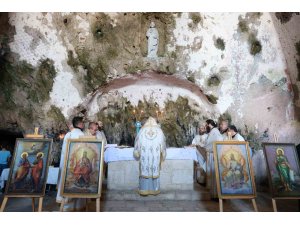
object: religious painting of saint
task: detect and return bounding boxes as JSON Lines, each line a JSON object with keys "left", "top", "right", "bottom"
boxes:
{"left": 263, "top": 143, "right": 300, "bottom": 199}
{"left": 213, "top": 141, "right": 256, "bottom": 199}
{"left": 5, "top": 138, "right": 52, "bottom": 197}
{"left": 60, "top": 139, "right": 104, "bottom": 198}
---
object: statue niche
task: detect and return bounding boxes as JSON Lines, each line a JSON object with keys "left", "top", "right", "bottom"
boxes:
{"left": 146, "top": 21, "right": 159, "bottom": 58}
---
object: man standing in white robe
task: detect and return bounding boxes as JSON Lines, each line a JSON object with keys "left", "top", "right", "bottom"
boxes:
{"left": 219, "top": 119, "right": 229, "bottom": 140}
{"left": 133, "top": 117, "right": 166, "bottom": 196}
{"left": 96, "top": 121, "right": 107, "bottom": 146}
{"left": 204, "top": 119, "right": 223, "bottom": 199}
{"left": 192, "top": 125, "right": 208, "bottom": 147}
{"left": 56, "top": 116, "right": 85, "bottom": 211}
{"left": 225, "top": 125, "right": 253, "bottom": 157}
{"left": 225, "top": 125, "right": 245, "bottom": 141}
{"left": 191, "top": 125, "right": 208, "bottom": 184}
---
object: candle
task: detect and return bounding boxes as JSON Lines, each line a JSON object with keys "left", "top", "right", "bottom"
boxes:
{"left": 138, "top": 110, "right": 142, "bottom": 121}
{"left": 133, "top": 109, "right": 137, "bottom": 121}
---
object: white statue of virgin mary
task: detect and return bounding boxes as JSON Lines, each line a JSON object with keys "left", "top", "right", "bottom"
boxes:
{"left": 146, "top": 21, "right": 159, "bottom": 58}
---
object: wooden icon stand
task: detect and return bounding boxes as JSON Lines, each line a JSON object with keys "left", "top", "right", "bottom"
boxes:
{"left": 263, "top": 136, "right": 300, "bottom": 212}
{"left": 58, "top": 136, "right": 101, "bottom": 212}
{"left": 216, "top": 135, "right": 258, "bottom": 212}
{"left": 218, "top": 198, "right": 258, "bottom": 212}
{"left": 269, "top": 134, "right": 300, "bottom": 212}
{"left": 59, "top": 138, "right": 104, "bottom": 212}
{"left": 59, "top": 197, "right": 101, "bottom": 212}
{"left": 0, "top": 127, "right": 45, "bottom": 212}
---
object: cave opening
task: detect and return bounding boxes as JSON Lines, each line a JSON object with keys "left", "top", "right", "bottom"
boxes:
{"left": 0, "top": 129, "right": 23, "bottom": 153}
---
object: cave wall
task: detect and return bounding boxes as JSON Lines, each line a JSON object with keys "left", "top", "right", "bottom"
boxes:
{"left": 0, "top": 12, "right": 299, "bottom": 148}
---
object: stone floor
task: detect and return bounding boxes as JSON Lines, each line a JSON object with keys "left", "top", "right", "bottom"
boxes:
{"left": 1, "top": 187, "right": 299, "bottom": 212}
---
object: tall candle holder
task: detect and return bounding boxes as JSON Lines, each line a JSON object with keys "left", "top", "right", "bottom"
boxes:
{"left": 156, "top": 110, "right": 164, "bottom": 123}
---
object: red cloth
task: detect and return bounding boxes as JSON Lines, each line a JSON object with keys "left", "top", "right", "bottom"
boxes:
{"left": 73, "top": 157, "right": 92, "bottom": 183}
{"left": 31, "top": 159, "right": 43, "bottom": 190}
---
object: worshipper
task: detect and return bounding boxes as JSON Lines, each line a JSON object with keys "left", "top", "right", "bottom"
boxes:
{"left": 191, "top": 125, "right": 208, "bottom": 147}
{"left": 219, "top": 119, "right": 229, "bottom": 140}
{"left": 56, "top": 116, "right": 85, "bottom": 211}
{"left": 133, "top": 117, "right": 166, "bottom": 196}
{"left": 225, "top": 125, "right": 253, "bottom": 157}
{"left": 96, "top": 121, "right": 107, "bottom": 146}
{"left": 205, "top": 119, "right": 223, "bottom": 199}
{"left": 84, "top": 122, "right": 98, "bottom": 137}
{"left": 0, "top": 144, "right": 11, "bottom": 176}
{"left": 191, "top": 125, "right": 208, "bottom": 184}
{"left": 225, "top": 125, "right": 245, "bottom": 141}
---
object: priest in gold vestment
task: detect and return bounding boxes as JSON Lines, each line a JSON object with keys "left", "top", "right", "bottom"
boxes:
{"left": 133, "top": 117, "right": 166, "bottom": 196}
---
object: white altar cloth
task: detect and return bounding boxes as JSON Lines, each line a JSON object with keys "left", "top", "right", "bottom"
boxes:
{"left": 104, "top": 146, "right": 199, "bottom": 163}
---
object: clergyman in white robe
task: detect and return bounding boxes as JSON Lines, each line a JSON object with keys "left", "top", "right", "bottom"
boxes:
{"left": 224, "top": 133, "right": 245, "bottom": 141}
{"left": 96, "top": 130, "right": 107, "bottom": 146}
{"left": 205, "top": 126, "right": 223, "bottom": 198}
{"left": 133, "top": 117, "right": 166, "bottom": 196}
{"left": 192, "top": 132, "right": 208, "bottom": 184}
{"left": 192, "top": 133, "right": 208, "bottom": 170}
{"left": 192, "top": 133, "right": 208, "bottom": 147}
{"left": 224, "top": 126, "right": 252, "bottom": 156}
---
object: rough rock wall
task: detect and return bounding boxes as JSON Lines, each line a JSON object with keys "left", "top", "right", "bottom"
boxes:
{"left": 0, "top": 12, "right": 299, "bottom": 147}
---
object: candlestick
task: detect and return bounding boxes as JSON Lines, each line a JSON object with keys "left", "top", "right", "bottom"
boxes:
{"left": 133, "top": 109, "right": 137, "bottom": 121}
{"left": 140, "top": 110, "right": 144, "bottom": 121}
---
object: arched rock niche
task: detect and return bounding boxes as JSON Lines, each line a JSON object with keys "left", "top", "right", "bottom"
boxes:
{"left": 77, "top": 71, "right": 218, "bottom": 147}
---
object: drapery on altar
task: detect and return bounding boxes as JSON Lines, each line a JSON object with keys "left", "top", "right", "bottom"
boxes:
{"left": 105, "top": 145, "right": 205, "bottom": 191}
{"left": 104, "top": 145, "right": 201, "bottom": 163}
